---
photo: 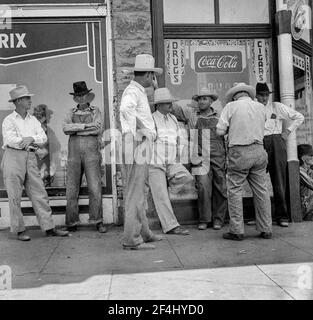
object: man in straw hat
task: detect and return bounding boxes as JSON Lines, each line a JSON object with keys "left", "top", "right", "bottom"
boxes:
{"left": 63, "top": 81, "right": 107, "bottom": 233}
{"left": 149, "top": 87, "right": 192, "bottom": 236}
{"left": 255, "top": 82, "right": 304, "bottom": 227}
{"left": 188, "top": 88, "right": 227, "bottom": 231}
{"left": 1, "top": 85, "right": 69, "bottom": 241}
{"left": 297, "top": 144, "right": 313, "bottom": 221}
{"left": 120, "top": 54, "right": 163, "bottom": 250}
{"left": 216, "top": 83, "right": 272, "bottom": 240}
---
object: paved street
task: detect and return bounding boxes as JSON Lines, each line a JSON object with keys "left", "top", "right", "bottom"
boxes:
{"left": 0, "top": 222, "right": 313, "bottom": 300}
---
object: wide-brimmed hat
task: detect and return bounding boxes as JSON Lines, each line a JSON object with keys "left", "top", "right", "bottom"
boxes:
{"left": 298, "top": 144, "right": 313, "bottom": 158}
{"left": 70, "top": 81, "right": 95, "bottom": 104}
{"left": 124, "top": 54, "right": 163, "bottom": 75}
{"left": 153, "top": 88, "right": 177, "bottom": 105}
{"left": 8, "top": 86, "right": 34, "bottom": 102}
{"left": 225, "top": 82, "right": 256, "bottom": 103}
{"left": 256, "top": 82, "right": 273, "bottom": 94}
{"left": 193, "top": 88, "right": 218, "bottom": 102}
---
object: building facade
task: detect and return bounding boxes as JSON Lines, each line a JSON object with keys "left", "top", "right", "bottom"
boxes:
{"left": 0, "top": 0, "right": 312, "bottom": 228}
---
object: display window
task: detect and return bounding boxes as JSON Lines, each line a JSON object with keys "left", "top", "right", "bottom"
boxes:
{"left": 0, "top": 19, "right": 112, "bottom": 196}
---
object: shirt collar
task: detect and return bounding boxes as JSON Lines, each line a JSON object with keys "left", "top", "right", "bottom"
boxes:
{"left": 13, "top": 111, "right": 32, "bottom": 119}
{"left": 130, "top": 80, "right": 145, "bottom": 93}
{"left": 237, "top": 96, "right": 252, "bottom": 101}
{"left": 196, "top": 107, "right": 217, "bottom": 117}
{"left": 72, "top": 103, "right": 94, "bottom": 112}
{"left": 155, "top": 110, "right": 169, "bottom": 118}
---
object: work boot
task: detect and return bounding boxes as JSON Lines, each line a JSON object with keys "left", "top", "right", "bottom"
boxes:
{"left": 66, "top": 225, "right": 78, "bottom": 232}
{"left": 213, "top": 222, "right": 223, "bottom": 230}
{"left": 277, "top": 220, "right": 289, "bottom": 227}
{"left": 223, "top": 232, "right": 244, "bottom": 241}
{"left": 17, "top": 231, "right": 31, "bottom": 241}
{"left": 146, "top": 234, "right": 163, "bottom": 242}
{"left": 198, "top": 223, "right": 208, "bottom": 230}
{"left": 46, "top": 228, "right": 69, "bottom": 237}
{"left": 259, "top": 232, "right": 272, "bottom": 239}
{"left": 123, "top": 243, "right": 156, "bottom": 250}
{"left": 96, "top": 222, "right": 108, "bottom": 233}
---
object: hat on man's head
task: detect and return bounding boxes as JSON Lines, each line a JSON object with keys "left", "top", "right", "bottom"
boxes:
{"left": 298, "top": 144, "right": 313, "bottom": 159}
{"left": 256, "top": 82, "right": 273, "bottom": 94}
{"left": 153, "top": 88, "right": 177, "bottom": 105}
{"left": 193, "top": 88, "right": 218, "bottom": 102}
{"left": 225, "top": 82, "right": 256, "bottom": 103}
{"left": 8, "top": 85, "right": 34, "bottom": 102}
{"left": 70, "top": 81, "right": 95, "bottom": 104}
{"left": 124, "top": 54, "right": 163, "bottom": 75}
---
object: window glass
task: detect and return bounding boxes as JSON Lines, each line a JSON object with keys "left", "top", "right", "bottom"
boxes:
{"left": 163, "top": 0, "right": 215, "bottom": 24}
{"left": 293, "top": 48, "right": 313, "bottom": 145}
{"left": 0, "top": 21, "right": 110, "bottom": 194}
{"left": 219, "top": 0, "right": 269, "bottom": 23}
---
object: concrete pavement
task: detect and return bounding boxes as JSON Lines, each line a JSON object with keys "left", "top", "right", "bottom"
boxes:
{"left": 0, "top": 222, "right": 313, "bottom": 300}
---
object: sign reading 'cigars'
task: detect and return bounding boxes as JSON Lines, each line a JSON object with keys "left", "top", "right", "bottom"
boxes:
{"left": 194, "top": 51, "right": 243, "bottom": 73}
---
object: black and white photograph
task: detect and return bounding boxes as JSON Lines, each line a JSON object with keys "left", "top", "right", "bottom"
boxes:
{"left": 0, "top": 0, "right": 313, "bottom": 308}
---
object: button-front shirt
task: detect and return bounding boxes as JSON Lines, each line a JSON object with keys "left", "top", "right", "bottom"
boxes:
{"left": 264, "top": 101, "right": 304, "bottom": 136}
{"left": 2, "top": 111, "right": 47, "bottom": 150}
{"left": 217, "top": 96, "right": 266, "bottom": 147}
{"left": 151, "top": 110, "right": 179, "bottom": 165}
{"left": 63, "top": 105, "right": 102, "bottom": 136}
{"left": 120, "top": 80, "right": 156, "bottom": 140}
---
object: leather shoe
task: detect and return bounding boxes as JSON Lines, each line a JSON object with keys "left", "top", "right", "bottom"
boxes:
{"left": 223, "top": 232, "right": 244, "bottom": 241}
{"left": 46, "top": 228, "right": 69, "bottom": 237}
{"left": 278, "top": 220, "right": 289, "bottom": 227}
{"left": 123, "top": 243, "right": 156, "bottom": 250}
{"left": 259, "top": 232, "right": 272, "bottom": 239}
{"left": 166, "top": 226, "right": 189, "bottom": 235}
{"left": 96, "top": 222, "right": 108, "bottom": 233}
{"left": 247, "top": 220, "right": 256, "bottom": 226}
{"left": 66, "top": 225, "right": 78, "bottom": 232}
{"left": 146, "top": 234, "right": 163, "bottom": 242}
{"left": 198, "top": 223, "right": 208, "bottom": 230}
{"left": 213, "top": 223, "right": 222, "bottom": 230}
{"left": 17, "top": 231, "right": 31, "bottom": 241}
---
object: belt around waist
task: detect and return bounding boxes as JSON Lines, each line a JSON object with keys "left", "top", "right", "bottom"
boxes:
{"left": 229, "top": 142, "right": 263, "bottom": 148}
{"left": 6, "top": 146, "right": 36, "bottom": 152}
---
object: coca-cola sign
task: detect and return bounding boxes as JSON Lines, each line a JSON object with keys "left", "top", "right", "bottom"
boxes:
{"left": 195, "top": 51, "right": 243, "bottom": 73}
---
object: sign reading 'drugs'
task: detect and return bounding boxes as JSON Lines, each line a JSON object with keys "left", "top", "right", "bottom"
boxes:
{"left": 194, "top": 51, "right": 243, "bottom": 73}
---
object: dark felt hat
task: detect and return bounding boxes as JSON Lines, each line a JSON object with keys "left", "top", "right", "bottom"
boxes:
{"left": 256, "top": 82, "right": 273, "bottom": 94}
{"left": 298, "top": 144, "right": 313, "bottom": 159}
{"left": 70, "top": 81, "right": 93, "bottom": 96}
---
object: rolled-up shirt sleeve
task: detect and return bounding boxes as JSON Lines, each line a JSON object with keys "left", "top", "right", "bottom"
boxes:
{"left": 2, "top": 117, "right": 23, "bottom": 148}
{"left": 32, "top": 118, "right": 47, "bottom": 145}
{"left": 276, "top": 102, "right": 304, "bottom": 132}
{"left": 216, "top": 105, "right": 231, "bottom": 133}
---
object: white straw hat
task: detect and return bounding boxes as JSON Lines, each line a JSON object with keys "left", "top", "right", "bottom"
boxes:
{"left": 193, "top": 88, "right": 218, "bottom": 102}
{"left": 153, "top": 88, "right": 177, "bottom": 105}
{"left": 124, "top": 54, "right": 163, "bottom": 75}
{"left": 225, "top": 82, "right": 256, "bottom": 103}
{"left": 8, "top": 86, "right": 34, "bottom": 102}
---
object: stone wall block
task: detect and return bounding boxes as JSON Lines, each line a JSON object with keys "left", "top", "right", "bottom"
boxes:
{"left": 112, "top": 0, "right": 150, "bottom": 12}
{"left": 113, "top": 12, "right": 151, "bottom": 40}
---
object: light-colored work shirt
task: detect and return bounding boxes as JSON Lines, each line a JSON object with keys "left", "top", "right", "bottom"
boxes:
{"left": 151, "top": 110, "right": 179, "bottom": 165}
{"left": 120, "top": 80, "right": 156, "bottom": 140}
{"left": 63, "top": 105, "right": 102, "bottom": 136}
{"left": 2, "top": 111, "right": 47, "bottom": 150}
{"left": 216, "top": 96, "right": 266, "bottom": 147}
{"left": 264, "top": 101, "right": 304, "bottom": 136}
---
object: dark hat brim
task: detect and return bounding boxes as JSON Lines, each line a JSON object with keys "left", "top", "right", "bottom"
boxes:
{"left": 69, "top": 89, "right": 93, "bottom": 96}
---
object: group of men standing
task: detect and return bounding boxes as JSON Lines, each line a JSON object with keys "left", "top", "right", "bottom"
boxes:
{"left": 119, "top": 54, "right": 304, "bottom": 249}
{"left": 1, "top": 52, "right": 305, "bottom": 247}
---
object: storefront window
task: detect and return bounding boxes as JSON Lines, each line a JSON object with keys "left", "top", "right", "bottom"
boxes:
{"left": 163, "top": 0, "right": 215, "bottom": 24}
{"left": 293, "top": 48, "right": 313, "bottom": 145}
{"left": 219, "top": 0, "right": 269, "bottom": 24}
{"left": 0, "top": 20, "right": 110, "bottom": 194}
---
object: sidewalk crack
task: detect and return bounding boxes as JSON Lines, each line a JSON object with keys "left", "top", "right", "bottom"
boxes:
{"left": 255, "top": 264, "right": 296, "bottom": 300}
{"left": 39, "top": 240, "right": 61, "bottom": 274}
{"left": 107, "top": 270, "right": 114, "bottom": 300}
{"left": 166, "top": 237, "right": 184, "bottom": 269}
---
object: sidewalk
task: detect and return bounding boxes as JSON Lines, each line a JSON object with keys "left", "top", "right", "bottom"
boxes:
{"left": 0, "top": 222, "right": 313, "bottom": 300}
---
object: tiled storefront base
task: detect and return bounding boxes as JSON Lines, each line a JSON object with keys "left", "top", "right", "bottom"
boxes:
{"left": 0, "top": 196, "right": 114, "bottom": 229}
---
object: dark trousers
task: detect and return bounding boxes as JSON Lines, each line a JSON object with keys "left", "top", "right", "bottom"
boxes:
{"left": 196, "top": 148, "right": 228, "bottom": 225}
{"left": 65, "top": 135, "right": 103, "bottom": 226}
{"left": 264, "top": 134, "right": 289, "bottom": 222}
